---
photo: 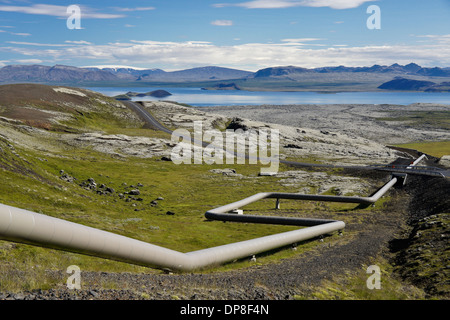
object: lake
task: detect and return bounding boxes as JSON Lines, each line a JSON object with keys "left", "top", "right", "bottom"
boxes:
{"left": 85, "top": 86, "right": 450, "bottom": 107}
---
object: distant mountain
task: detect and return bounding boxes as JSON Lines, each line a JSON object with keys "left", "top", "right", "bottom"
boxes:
{"left": 0, "top": 64, "right": 253, "bottom": 83}
{"left": 252, "top": 63, "right": 450, "bottom": 78}
{"left": 85, "top": 66, "right": 166, "bottom": 80}
{"left": 137, "top": 66, "right": 253, "bottom": 82}
{"left": 378, "top": 78, "right": 436, "bottom": 91}
{"left": 84, "top": 65, "right": 252, "bottom": 82}
{"left": 0, "top": 64, "right": 118, "bottom": 83}
{"left": 254, "top": 66, "right": 312, "bottom": 78}
{"left": 416, "top": 67, "right": 450, "bottom": 77}
{"left": 378, "top": 78, "right": 450, "bottom": 92}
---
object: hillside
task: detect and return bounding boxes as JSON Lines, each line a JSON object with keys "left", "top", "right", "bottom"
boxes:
{"left": 0, "top": 83, "right": 142, "bottom": 132}
{"left": 0, "top": 84, "right": 448, "bottom": 300}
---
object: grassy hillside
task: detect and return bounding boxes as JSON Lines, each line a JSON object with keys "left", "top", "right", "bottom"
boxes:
{"left": 0, "top": 83, "right": 143, "bottom": 133}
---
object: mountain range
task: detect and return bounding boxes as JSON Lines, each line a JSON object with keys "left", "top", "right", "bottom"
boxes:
{"left": 0, "top": 63, "right": 450, "bottom": 91}
{"left": 254, "top": 63, "right": 450, "bottom": 78}
{"left": 0, "top": 64, "right": 253, "bottom": 83}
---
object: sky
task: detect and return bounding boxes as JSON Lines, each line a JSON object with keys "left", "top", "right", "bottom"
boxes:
{"left": 0, "top": 0, "right": 449, "bottom": 71}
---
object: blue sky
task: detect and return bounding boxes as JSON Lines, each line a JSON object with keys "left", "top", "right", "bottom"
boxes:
{"left": 0, "top": 0, "right": 449, "bottom": 71}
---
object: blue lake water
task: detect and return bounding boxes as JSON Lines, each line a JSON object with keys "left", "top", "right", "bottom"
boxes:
{"left": 85, "top": 86, "right": 450, "bottom": 107}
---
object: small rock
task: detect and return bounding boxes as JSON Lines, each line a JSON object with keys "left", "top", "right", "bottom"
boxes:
{"left": 285, "top": 144, "right": 303, "bottom": 149}
{"left": 129, "top": 189, "right": 140, "bottom": 196}
{"left": 89, "top": 290, "right": 99, "bottom": 298}
{"left": 166, "top": 211, "right": 175, "bottom": 215}
{"left": 13, "top": 293, "right": 25, "bottom": 300}
{"left": 106, "top": 187, "right": 115, "bottom": 194}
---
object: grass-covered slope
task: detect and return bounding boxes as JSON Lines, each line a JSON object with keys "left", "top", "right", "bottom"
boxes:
{"left": 0, "top": 83, "right": 142, "bottom": 133}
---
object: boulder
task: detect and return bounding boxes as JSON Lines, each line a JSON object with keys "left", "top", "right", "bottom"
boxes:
{"left": 128, "top": 189, "right": 140, "bottom": 196}
{"left": 439, "top": 155, "right": 450, "bottom": 167}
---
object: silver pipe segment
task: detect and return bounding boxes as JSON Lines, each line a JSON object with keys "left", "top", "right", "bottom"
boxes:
{"left": 0, "top": 201, "right": 344, "bottom": 271}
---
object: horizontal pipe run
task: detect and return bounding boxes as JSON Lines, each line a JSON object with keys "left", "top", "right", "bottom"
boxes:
{"left": 0, "top": 202, "right": 343, "bottom": 271}
{"left": 184, "top": 221, "right": 345, "bottom": 270}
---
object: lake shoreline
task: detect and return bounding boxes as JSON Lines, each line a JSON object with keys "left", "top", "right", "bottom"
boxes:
{"left": 85, "top": 86, "right": 450, "bottom": 106}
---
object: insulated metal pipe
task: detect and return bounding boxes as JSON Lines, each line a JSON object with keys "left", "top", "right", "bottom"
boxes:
{"left": 0, "top": 201, "right": 344, "bottom": 271}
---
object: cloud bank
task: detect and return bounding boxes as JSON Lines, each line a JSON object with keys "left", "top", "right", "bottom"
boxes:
{"left": 3, "top": 36, "right": 449, "bottom": 70}
{"left": 213, "top": 0, "right": 377, "bottom": 9}
{"left": 0, "top": 4, "right": 125, "bottom": 19}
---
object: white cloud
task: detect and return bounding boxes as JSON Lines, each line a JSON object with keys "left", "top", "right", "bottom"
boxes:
{"left": 416, "top": 34, "right": 450, "bottom": 45}
{"left": 113, "top": 7, "right": 155, "bottom": 12}
{"left": 65, "top": 40, "right": 92, "bottom": 45}
{"left": 10, "top": 32, "right": 30, "bottom": 36}
{"left": 0, "top": 4, "right": 124, "bottom": 19}
{"left": 282, "top": 38, "right": 325, "bottom": 42}
{"left": 214, "top": 0, "right": 376, "bottom": 9}
{"left": 214, "top": 0, "right": 297, "bottom": 9}
{"left": 15, "top": 58, "right": 43, "bottom": 64}
{"left": 211, "top": 20, "right": 233, "bottom": 26}
{"left": 6, "top": 41, "right": 71, "bottom": 47}
{"left": 299, "top": 0, "right": 376, "bottom": 9}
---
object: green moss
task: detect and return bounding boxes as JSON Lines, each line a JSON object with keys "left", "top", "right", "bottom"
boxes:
{"left": 299, "top": 257, "right": 426, "bottom": 300}
{"left": 377, "top": 111, "right": 450, "bottom": 132}
{"left": 394, "top": 140, "right": 450, "bottom": 158}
